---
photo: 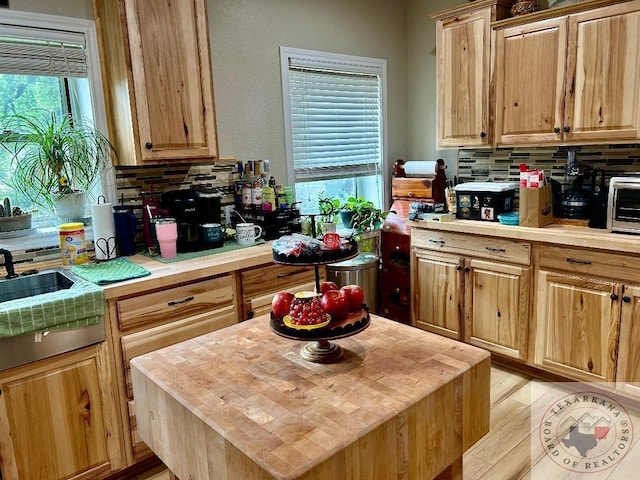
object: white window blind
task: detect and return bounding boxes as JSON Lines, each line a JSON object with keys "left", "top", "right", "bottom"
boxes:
{"left": 289, "top": 66, "right": 382, "bottom": 181}
{"left": 282, "top": 48, "right": 386, "bottom": 187}
{"left": 0, "top": 27, "right": 87, "bottom": 77}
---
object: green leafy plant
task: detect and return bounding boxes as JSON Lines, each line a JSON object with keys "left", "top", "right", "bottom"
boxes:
{"left": 340, "top": 196, "right": 395, "bottom": 232}
{"left": 317, "top": 191, "right": 341, "bottom": 223}
{"left": 0, "top": 110, "right": 115, "bottom": 211}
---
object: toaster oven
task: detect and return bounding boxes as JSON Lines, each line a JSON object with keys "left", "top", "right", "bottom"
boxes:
{"left": 608, "top": 176, "right": 640, "bottom": 233}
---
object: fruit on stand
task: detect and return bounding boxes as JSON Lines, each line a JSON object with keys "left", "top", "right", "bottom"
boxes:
{"left": 271, "top": 291, "right": 294, "bottom": 318}
{"left": 320, "top": 281, "right": 339, "bottom": 294}
{"left": 320, "top": 289, "right": 349, "bottom": 321}
{"left": 289, "top": 292, "right": 326, "bottom": 325}
{"left": 340, "top": 285, "right": 365, "bottom": 311}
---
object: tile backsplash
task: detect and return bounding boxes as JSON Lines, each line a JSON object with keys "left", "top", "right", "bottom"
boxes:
{"left": 457, "top": 144, "right": 640, "bottom": 186}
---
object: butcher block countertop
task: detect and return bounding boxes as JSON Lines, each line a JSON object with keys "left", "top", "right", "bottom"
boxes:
{"left": 131, "top": 315, "right": 491, "bottom": 480}
{"left": 100, "top": 242, "right": 273, "bottom": 299}
{"left": 409, "top": 219, "right": 640, "bottom": 255}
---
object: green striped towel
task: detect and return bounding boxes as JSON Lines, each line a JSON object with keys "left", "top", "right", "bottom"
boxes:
{"left": 0, "top": 280, "right": 104, "bottom": 338}
{"left": 71, "top": 257, "right": 151, "bottom": 285}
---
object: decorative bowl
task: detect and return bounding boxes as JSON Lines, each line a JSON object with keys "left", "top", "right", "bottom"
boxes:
{"left": 498, "top": 212, "right": 519, "bottom": 226}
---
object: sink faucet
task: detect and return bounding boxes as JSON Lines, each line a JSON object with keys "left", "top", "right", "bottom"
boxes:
{"left": 0, "top": 249, "right": 18, "bottom": 279}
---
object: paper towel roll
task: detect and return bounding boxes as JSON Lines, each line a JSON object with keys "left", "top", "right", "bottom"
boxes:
{"left": 403, "top": 161, "right": 437, "bottom": 177}
{"left": 91, "top": 202, "right": 117, "bottom": 261}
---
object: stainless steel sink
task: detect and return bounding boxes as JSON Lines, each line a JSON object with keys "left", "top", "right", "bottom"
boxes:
{"left": 0, "top": 268, "right": 77, "bottom": 303}
{"left": 0, "top": 268, "right": 105, "bottom": 371}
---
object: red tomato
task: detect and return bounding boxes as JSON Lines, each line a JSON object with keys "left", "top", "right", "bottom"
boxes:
{"left": 340, "top": 285, "right": 365, "bottom": 311}
{"left": 319, "top": 281, "right": 339, "bottom": 294}
{"left": 319, "top": 290, "right": 349, "bottom": 320}
{"left": 271, "top": 291, "right": 294, "bottom": 318}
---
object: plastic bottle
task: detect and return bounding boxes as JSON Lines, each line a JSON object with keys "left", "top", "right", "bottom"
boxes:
{"left": 59, "top": 222, "right": 88, "bottom": 265}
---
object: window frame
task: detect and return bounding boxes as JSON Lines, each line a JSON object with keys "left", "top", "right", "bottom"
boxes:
{"left": 279, "top": 46, "right": 389, "bottom": 209}
{"left": 0, "top": 9, "right": 114, "bottom": 245}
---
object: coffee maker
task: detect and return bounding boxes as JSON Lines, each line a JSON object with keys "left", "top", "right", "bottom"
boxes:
{"left": 161, "top": 190, "right": 200, "bottom": 252}
{"left": 161, "top": 188, "right": 223, "bottom": 252}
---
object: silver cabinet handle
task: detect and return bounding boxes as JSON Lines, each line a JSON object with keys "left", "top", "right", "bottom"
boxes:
{"left": 486, "top": 247, "right": 506, "bottom": 253}
{"left": 428, "top": 239, "right": 445, "bottom": 245}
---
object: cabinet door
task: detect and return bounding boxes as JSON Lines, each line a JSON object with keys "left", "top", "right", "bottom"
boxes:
{"left": 0, "top": 348, "right": 111, "bottom": 480}
{"left": 436, "top": 8, "right": 491, "bottom": 148}
{"left": 124, "top": 0, "right": 217, "bottom": 161}
{"left": 412, "top": 250, "right": 463, "bottom": 339}
{"left": 465, "top": 259, "right": 530, "bottom": 360}
{"left": 564, "top": 2, "right": 640, "bottom": 142}
{"left": 616, "top": 284, "right": 640, "bottom": 399}
{"left": 494, "top": 17, "right": 567, "bottom": 145}
{"left": 534, "top": 270, "right": 620, "bottom": 382}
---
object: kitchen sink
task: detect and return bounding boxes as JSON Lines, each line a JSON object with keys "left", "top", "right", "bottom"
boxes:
{"left": 0, "top": 268, "right": 105, "bottom": 371}
{"left": 0, "top": 268, "right": 77, "bottom": 303}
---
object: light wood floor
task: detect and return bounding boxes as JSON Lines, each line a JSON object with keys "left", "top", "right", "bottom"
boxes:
{"left": 140, "top": 363, "right": 640, "bottom": 480}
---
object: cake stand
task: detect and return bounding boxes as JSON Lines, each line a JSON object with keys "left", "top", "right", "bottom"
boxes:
{"left": 271, "top": 220, "right": 368, "bottom": 363}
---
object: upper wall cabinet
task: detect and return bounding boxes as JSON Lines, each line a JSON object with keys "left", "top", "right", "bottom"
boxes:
{"left": 431, "top": 1, "right": 511, "bottom": 149}
{"left": 494, "top": 0, "right": 640, "bottom": 146}
{"left": 94, "top": 0, "right": 218, "bottom": 165}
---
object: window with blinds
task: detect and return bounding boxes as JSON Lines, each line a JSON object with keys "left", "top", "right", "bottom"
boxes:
{"left": 0, "top": 11, "right": 108, "bottom": 230}
{"left": 280, "top": 47, "right": 387, "bottom": 213}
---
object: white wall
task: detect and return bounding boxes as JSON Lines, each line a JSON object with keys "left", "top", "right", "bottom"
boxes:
{"left": 207, "top": 0, "right": 409, "bottom": 200}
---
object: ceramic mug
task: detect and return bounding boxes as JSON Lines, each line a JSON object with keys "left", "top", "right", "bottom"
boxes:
{"left": 200, "top": 223, "right": 226, "bottom": 248}
{"left": 236, "top": 223, "right": 263, "bottom": 246}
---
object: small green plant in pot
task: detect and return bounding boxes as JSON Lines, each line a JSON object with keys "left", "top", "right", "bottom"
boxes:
{"left": 0, "top": 110, "right": 115, "bottom": 220}
{"left": 340, "top": 196, "right": 394, "bottom": 233}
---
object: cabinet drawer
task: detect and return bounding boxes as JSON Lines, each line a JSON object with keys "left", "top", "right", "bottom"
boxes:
{"left": 117, "top": 275, "right": 235, "bottom": 331}
{"left": 121, "top": 305, "right": 237, "bottom": 398}
{"left": 243, "top": 280, "right": 316, "bottom": 321}
{"left": 536, "top": 245, "right": 640, "bottom": 282}
{"left": 241, "top": 264, "right": 317, "bottom": 299}
{"left": 412, "top": 229, "right": 531, "bottom": 265}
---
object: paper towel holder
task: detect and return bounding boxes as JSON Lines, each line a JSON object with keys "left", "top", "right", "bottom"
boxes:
{"left": 95, "top": 236, "right": 117, "bottom": 262}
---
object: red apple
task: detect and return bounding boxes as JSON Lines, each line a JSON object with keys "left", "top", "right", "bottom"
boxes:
{"left": 271, "top": 291, "right": 294, "bottom": 318}
{"left": 340, "top": 285, "right": 365, "bottom": 311}
{"left": 320, "top": 290, "right": 349, "bottom": 320}
{"left": 320, "top": 281, "right": 339, "bottom": 294}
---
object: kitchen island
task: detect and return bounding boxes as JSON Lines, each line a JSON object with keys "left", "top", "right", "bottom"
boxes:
{"left": 131, "top": 314, "right": 490, "bottom": 480}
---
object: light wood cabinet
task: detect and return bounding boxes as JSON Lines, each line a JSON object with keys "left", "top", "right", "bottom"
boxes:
{"left": 613, "top": 285, "right": 640, "bottom": 399}
{"left": 533, "top": 269, "right": 620, "bottom": 383}
{"left": 0, "top": 345, "right": 123, "bottom": 480}
{"left": 94, "top": 0, "right": 218, "bottom": 165}
{"left": 411, "top": 229, "right": 530, "bottom": 359}
{"left": 432, "top": 0, "right": 510, "bottom": 148}
{"left": 108, "top": 273, "right": 238, "bottom": 464}
{"left": 240, "top": 263, "right": 319, "bottom": 320}
{"left": 494, "top": 1, "right": 640, "bottom": 145}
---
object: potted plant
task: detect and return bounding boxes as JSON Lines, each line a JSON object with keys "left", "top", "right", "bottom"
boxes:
{"left": 317, "top": 191, "right": 341, "bottom": 234}
{"left": 0, "top": 110, "right": 115, "bottom": 220}
{"left": 339, "top": 196, "right": 395, "bottom": 255}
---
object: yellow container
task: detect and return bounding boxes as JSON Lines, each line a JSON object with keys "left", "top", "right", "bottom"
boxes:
{"left": 59, "top": 222, "right": 88, "bottom": 265}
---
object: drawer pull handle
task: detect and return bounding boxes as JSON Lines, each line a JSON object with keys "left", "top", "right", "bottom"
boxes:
{"left": 485, "top": 247, "right": 506, "bottom": 253}
{"left": 566, "top": 258, "right": 592, "bottom": 265}
{"left": 277, "top": 269, "right": 307, "bottom": 279}
{"left": 428, "top": 239, "right": 445, "bottom": 245}
{"left": 168, "top": 296, "right": 194, "bottom": 306}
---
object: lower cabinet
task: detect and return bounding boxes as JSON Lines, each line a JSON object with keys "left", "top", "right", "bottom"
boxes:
{"left": 0, "top": 345, "right": 123, "bottom": 480}
{"left": 412, "top": 249, "right": 464, "bottom": 339}
{"left": 614, "top": 284, "right": 640, "bottom": 399}
{"left": 533, "top": 269, "right": 621, "bottom": 383}
{"left": 411, "top": 229, "right": 530, "bottom": 359}
{"left": 110, "top": 272, "right": 239, "bottom": 464}
{"left": 240, "top": 263, "right": 318, "bottom": 320}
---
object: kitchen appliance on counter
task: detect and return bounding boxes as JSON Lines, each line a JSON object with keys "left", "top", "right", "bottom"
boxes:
{"left": 608, "top": 175, "right": 640, "bottom": 233}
